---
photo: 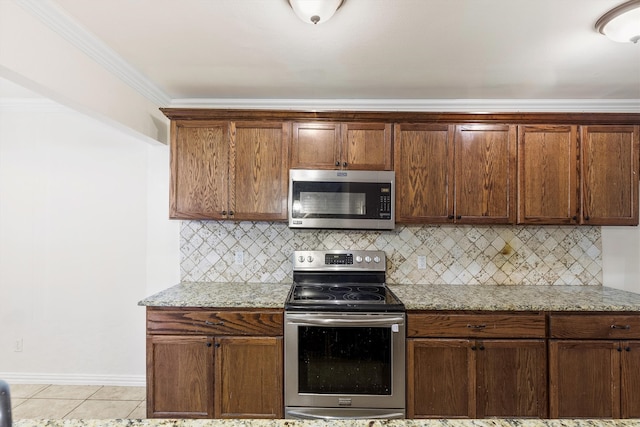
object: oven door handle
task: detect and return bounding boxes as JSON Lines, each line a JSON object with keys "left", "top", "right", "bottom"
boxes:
{"left": 286, "top": 314, "right": 404, "bottom": 328}
{"left": 286, "top": 409, "right": 405, "bottom": 420}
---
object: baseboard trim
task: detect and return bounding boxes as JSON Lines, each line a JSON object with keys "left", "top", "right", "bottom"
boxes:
{"left": 0, "top": 372, "right": 145, "bottom": 387}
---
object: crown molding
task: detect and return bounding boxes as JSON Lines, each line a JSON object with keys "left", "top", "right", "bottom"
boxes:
{"left": 13, "top": 0, "right": 171, "bottom": 107}
{"left": 169, "top": 98, "right": 640, "bottom": 113}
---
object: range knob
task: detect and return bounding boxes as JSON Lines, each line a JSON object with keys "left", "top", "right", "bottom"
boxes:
{"left": 306, "top": 255, "right": 314, "bottom": 263}
{"left": 365, "top": 256, "right": 372, "bottom": 263}
{"left": 297, "top": 255, "right": 305, "bottom": 263}
{"left": 373, "top": 256, "right": 381, "bottom": 263}
{"left": 355, "top": 256, "right": 363, "bottom": 263}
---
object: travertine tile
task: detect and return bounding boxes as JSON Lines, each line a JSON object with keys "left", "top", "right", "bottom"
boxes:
{"left": 63, "top": 400, "right": 139, "bottom": 419}
{"left": 88, "top": 386, "right": 145, "bottom": 401}
{"left": 178, "top": 222, "right": 603, "bottom": 286}
{"left": 9, "top": 384, "right": 49, "bottom": 398}
{"left": 32, "top": 385, "right": 101, "bottom": 400}
{"left": 127, "top": 401, "right": 146, "bottom": 419}
{"left": 12, "top": 398, "right": 82, "bottom": 419}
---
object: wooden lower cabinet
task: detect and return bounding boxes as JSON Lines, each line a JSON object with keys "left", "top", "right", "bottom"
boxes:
{"left": 216, "top": 336, "right": 283, "bottom": 418}
{"left": 549, "top": 340, "right": 640, "bottom": 418}
{"left": 146, "top": 308, "right": 283, "bottom": 419}
{"left": 407, "top": 338, "right": 546, "bottom": 418}
{"left": 147, "top": 335, "right": 214, "bottom": 418}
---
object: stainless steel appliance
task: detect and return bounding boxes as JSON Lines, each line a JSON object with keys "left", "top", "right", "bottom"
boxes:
{"left": 284, "top": 250, "right": 405, "bottom": 419}
{"left": 288, "top": 169, "right": 395, "bottom": 230}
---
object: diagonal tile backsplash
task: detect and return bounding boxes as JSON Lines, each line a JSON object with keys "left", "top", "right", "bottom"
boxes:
{"left": 180, "top": 221, "right": 602, "bottom": 286}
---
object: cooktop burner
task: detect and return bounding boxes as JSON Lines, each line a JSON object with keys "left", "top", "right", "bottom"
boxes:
{"left": 285, "top": 250, "right": 405, "bottom": 312}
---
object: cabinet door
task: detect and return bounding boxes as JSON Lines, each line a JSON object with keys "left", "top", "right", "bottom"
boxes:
{"left": 518, "top": 125, "right": 578, "bottom": 224}
{"left": 290, "top": 122, "right": 341, "bottom": 169}
{"left": 231, "top": 122, "right": 290, "bottom": 220}
{"left": 454, "top": 125, "right": 516, "bottom": 224}
{"left": 407, "top": 339, "right": 474, "bottom": 418}
{"left": 215, "top": 336, "right": 283, "bottom": 418}
{"left": 621, "top": 340, "right": 640, "bottom": 418}
{"left": 341, "top": 122, "right": 392, "bottom": 170}
{"left": 581, "top": 125, "right": 639, "bottom": 225}
{"left": 146, "top": 335, "right": 214, "bottom": 418}
{"left": 549, "top": 340, "right": 621, "bottom": 418}
{"left": 170, "top": 121, "right": 230, "bottom": 219}
{"left": 394, "top": 124, "right": 454, "bottom": 223}
{"left": 475, "top": 339, "right": 547, "bottom": 418}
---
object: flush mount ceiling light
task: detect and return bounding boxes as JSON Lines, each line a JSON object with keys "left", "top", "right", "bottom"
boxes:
{"left": 288, "top": 0, "right": 345, "bottom": 25}
{"left": 595, "top": 0, "right": 640, "bottom": 43}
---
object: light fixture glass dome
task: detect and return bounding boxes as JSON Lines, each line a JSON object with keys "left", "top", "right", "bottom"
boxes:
{"left": 288, "top": 0, "right": 345, "bottom": 25}
{"left": 595, "top": 0, "right": 640, "bottom": 43}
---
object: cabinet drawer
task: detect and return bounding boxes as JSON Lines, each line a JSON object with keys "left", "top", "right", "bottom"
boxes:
{"left": 407, "top": 312, "right": 546, "bottom": 338}
{"left": 549, "top": 314, "right": 640, "bottom": 339}
{"left": 147, "top": 308, "right": 283, "bottom": 336}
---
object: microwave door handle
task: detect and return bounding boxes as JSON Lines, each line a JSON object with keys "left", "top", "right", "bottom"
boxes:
{"left": 286, "top": 316, "right": 404, "bottom": 328}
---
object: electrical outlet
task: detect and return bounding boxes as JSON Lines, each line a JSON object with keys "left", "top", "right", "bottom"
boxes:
{"left": 234, "top": 251, "right": 244, "bottom": 265}
{"left": 417, "top": 255, "right": 427, "bottom": 270}
{"left": 14, "top": 338, "right": 23, "bottom": 352}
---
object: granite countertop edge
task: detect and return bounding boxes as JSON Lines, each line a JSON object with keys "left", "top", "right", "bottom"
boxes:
{"left": 12, "top": 418, "right": 640, "bottom": 427}
{"left": 138, "top": 282, "right": 640, "bottom": 312}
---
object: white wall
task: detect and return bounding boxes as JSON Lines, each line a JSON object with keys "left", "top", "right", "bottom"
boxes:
{"left": 602, "top": 219, "right": 640, "bottom": 294}
{"left": 0, "top": 102, "right": 180, "bottom": 385}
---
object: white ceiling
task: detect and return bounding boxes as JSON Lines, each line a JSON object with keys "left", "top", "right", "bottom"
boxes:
{"left": 7, "top": 0, "right": 640, "bottom": 106}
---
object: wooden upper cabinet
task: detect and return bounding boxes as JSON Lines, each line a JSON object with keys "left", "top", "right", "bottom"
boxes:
{"left": 454, "top": 125, "right": 516, "bottom": 223}
{"left": 580, "top": 125, "right": 639, "bottom": 225}
{"left": 394, "top": 124, "right": 453, "bottom": 223}
{"left": 170, "top": 121, "right": 230, "bottom": 219}
{"left": 291, "top": 122, "right": 392, "bottom": 170}
{"left": 231, "top": 121, "right": 290, "bottom": 221}
{"left": 517, "top": 125, "right": 578, "bottom": 224}
{"left": 394, "top": 123, "right": 515, "bottom": 224}
{"left": 169, "top": 120, "right": 289, "bottom": 220}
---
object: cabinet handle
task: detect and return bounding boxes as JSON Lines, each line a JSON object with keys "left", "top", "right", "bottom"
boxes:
{"left": 335, "top": 161, "right": 340, "bottom": 166}
{"left": 205, "top": 320, "right": 225, "bottom": 326}
{"left": 610, "top": 324, "right": 631, "bottom": 330}
{"left": 467, "top": 324, "right": 486, "bottom": 329}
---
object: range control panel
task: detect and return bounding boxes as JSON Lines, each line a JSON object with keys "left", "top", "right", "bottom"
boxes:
{"left": 293, "top": 250, "right": 386, "bottom": 271}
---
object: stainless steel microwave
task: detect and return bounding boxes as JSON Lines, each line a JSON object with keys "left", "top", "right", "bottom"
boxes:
{"left": 288, "top": 169, "right": 395, "bottom": 230}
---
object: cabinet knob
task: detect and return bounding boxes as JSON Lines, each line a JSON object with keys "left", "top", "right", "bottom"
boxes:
{"left": 572, "top": 216, "right": 578, "bottom": 221}
{"left": 221, "top": 210, "right": 227, "bottom": 216}
{"left": 335, "top": 161, "right": 340, "bottom": 166}
{"left": 626, "top": 347, "right": 632, "bottom": 352}
{"left": 448, "top": 215, "right": 454, "bottom": 220}
{"left": 584, "top": 216, "right": 590, "bottom": 221}
{"left": 215, "top": 343, "right": 221, "bottom": 348}
{"left": 343, "top": 162, "right": 348, "bottom": 167}
{"left": 617, "top": 346, "right": 623, "bottom": 352}
{"left": 471, "top": 345, "right": 477, "bottom": 351}
{"left": 456, "top": 215, "right": 462, "bottom": 220}
{"left": 229, "top": 211, "right": 234, "bottom": 216}
{"left": 206, "top": 342, "right": 212, "bottom": 347}
{"left": 479, "top": 345, "right": 485, "bottom": 351}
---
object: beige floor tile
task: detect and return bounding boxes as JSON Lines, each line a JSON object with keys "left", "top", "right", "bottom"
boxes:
{"left": 127, "top": 401, "right": 146, "bottom": 419}
{"left": 12, "top": 398, "right": 82, "bottom": 419}
{"left": 32, "top": 384, "right": 101, "bottom": 399}
{"left": 63, "top": 400, "right": 140, "bottom": 419}
{"left": 8, "top": 384, "right": 49, "bottom": 398}
{"left": 89, "top": 386, "right": 146, "bottom": 401}
{"left": 11, "top": 398, "right": 26, "bottom": 408}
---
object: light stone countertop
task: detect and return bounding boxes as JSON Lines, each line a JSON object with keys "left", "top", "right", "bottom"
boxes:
{"left": 139, "top": 282, "right": 640, "bottom": 312}
{"left": 12, "top": 419, "right": 640, "bottom": 427}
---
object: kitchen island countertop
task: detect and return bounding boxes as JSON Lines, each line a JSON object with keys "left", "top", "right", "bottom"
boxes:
{"left": 139, "top": 282, "right": 640, "bottom": 312}
{"left": 12, "top": 419, "right": 640, "bottom": 427}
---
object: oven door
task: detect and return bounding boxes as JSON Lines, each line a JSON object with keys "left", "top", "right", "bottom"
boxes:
{"left": 284, "top": 312, "right": 405, "bottom": 418}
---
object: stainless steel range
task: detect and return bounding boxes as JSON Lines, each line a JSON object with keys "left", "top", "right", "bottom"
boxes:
{"left": 284, "top": 250, "right": 406, "bottom": 420}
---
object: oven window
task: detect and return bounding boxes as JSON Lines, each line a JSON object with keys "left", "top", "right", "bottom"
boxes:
{"left": 298, "top": 326, "right": 391, "bottom": 395}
